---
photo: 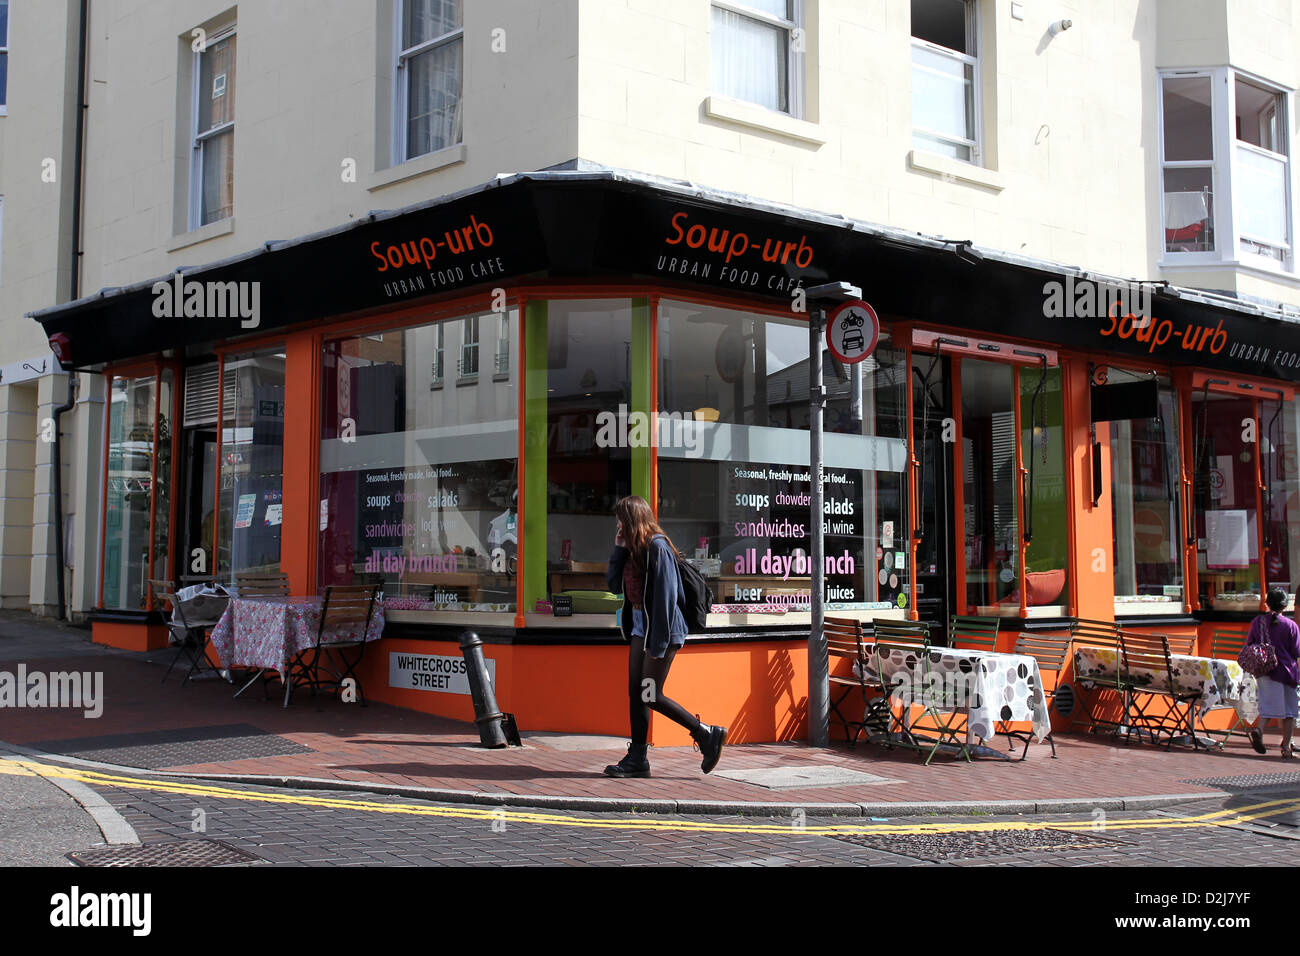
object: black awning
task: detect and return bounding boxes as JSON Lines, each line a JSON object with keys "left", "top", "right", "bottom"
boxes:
{"left": 31, "top": 170, "right": 1300, "bottom": 383}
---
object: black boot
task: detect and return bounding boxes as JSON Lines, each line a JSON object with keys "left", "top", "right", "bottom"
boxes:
{"left": 692, "top": 721, "right": 728, "bottom": 774}
{"left": 604, "top": 743, "right": 651, "bottom": 778}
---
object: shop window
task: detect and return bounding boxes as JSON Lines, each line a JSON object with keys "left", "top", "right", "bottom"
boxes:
{"left": 191, "top": 28, "right": 236, "bottom": 228}
{"left": 544, "top": 301, "right": 635, "bottom": 596}
{"left": 656, "top": 301, "right": 909, "bottom": 613}
{"left": 102, "top": 369, "right": 175, "bottom": 610}
{"left": 0, "top": 0, "right": 8, "bottom": 110}
{"left": 1262, "top": 394, "right": 1300, "bottom": 611}
{"left": 911, "top": 0, "right": 980, "bottom": 163}
{"left": 710, "top": 0, "right": 804, "bottom": 116}
{"left": 1108, "top": 374, "right": 1184, "bottom": 614}
{"left": 396, "top": 0, "right": 463, "bottom": 161}
{"left": 218, "top": 349, "right": 285, "bottom": 581}
{"left": 319, "top": 310, "right": 518, "bottom": 612}
{"left": 1191, "top": 389, "right": 1261, "bottom": 611}
{"left": 1019, "top": 364, "right": 1069, "bottom": 615}
{"left": 961, "top": 359, "right": 1018, "bottom": 612}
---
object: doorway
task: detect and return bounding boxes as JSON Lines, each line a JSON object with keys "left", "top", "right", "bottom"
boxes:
{"left": 911, "top": 352, "right": 956, "bottom": 643}
{"left": 180, "top": 428, "right": 217, "bottom": 583}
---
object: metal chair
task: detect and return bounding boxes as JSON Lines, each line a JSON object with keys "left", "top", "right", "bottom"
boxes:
{"left": 1203, "top": 629, "right": 1252, "bottom": 744}
{"left": 870, "top": 639, "right": 972, "bottom": 765}
{"left": 1069, "top": 619, "right": 1124, "bottom": 736}
{"left": 151, "top": 579, "right": 216, "bottom": 686}
{"left": 1121, "top": 632, "right": 1201, "bottom": 748}
{"left": 233, "top": 571, "right": 290, "bottom": 597}
{"left": 1165, "top": 633, "right": 1197, "bottom": 656}
{"left": 1004, "top": 632, "right": 1071, "bottom": 759}
{"left": 949, "top": 615, "right": 999, "bottom": 652}
{"left": 284, "top": 584, "right": 380, "bottom": 709}
{"left": 872, "top": 620, "right": 931, "bottom": 647}
{"left": 826, "top": 617, "right": 873, "bottom": 747}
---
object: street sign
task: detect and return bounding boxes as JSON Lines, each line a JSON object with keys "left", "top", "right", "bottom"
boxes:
{"left": 826, "top": 300, "right": 880, "bottom": 364}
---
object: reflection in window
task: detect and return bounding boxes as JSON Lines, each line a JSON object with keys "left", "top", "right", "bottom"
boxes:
{"left": 103, "top": 375, "right": 159, "bottom": 610}
{"left": 1020, "top": 365, "right": 1068, "bottom": 612}
{"left": 1192, "top": 390, "right": 1261, "bottom": 611}
{"left": 962, "top": 359, "right": 1018, "bottom": 612}
{"left": 656, "top": 301, "right": 909, "bottom": 612}
{"left": 319, "top": 312, "right": 518, "bottom": 611}
{"left": 1262, "top": 395, "right": 1300, "bottom": 610}
{"left": 1109, "top": 376, "right": 1184, "bottom": 612}
{"left": 219, "top": 350, "right": 285, "bottom": 581}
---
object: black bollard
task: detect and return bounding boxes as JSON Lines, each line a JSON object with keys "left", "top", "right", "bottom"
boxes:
{"left": 459, "top": 630, "right": 510, "bottom": 748}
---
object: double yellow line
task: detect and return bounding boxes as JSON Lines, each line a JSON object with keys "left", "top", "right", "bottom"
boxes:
{"left": 4, "top": 757, "right": 1297, "bottom": 837}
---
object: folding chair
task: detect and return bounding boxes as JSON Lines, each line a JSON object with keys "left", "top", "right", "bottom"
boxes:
{"left": 1165, "top": 634, "right": 1197, "bottom": 656}
{"left": 152, "top": 579, "right": 217, "bottom": 686}
{"left": 284, "top": 584, "right": 380, "bottom": 709}
{"left": 872, "top": 620, "right": 931, "bottom": 647}
{"left": 1003, "top": 632, "right": 1070, "bottom": 759}
{"left": 871, "top": 640, "right": 971, "bottom": 764}
{"left": 826, "top": 617, "right": 872, "bottom": 747}
{"left": 949, "top": 615, "right": 999, "bottom": 651}
{"left": 1069, "top": 619, "right": 1124, "bottom": 736}
{"left": 1202, "top": 629, "right": 1252, "bottom": 745}
{"left": 1121, "top": 632, "right": 1202, "bottom": 749}
{"left": 233, "top": 571, "right": 290, "bottom": 597}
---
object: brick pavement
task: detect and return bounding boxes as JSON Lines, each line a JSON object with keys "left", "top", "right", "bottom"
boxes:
{"left": 3, "top": 617, "right": 1299, "bottom": 811}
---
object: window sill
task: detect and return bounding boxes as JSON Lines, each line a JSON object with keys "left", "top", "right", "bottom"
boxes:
{"left": 0, "top": 106, "right": 7, "bottom": 117}
{"left": 701, "top": 96, "right": 826, "bottom": 147}
{"left": 429, "top": 381, "right": 444, "bottom": 391}
{"left": 167, "top": 217, "right": 235, "bottom": 253}
{"left": 455, "top": 374, "right": 478, "bottom": 387}
{"left": 1159, "top": 256, "right": 1300, "bottom": 287}
{"left": 907, "top": 149, "right": 1004, "bottom": 192}
{"left": 367, "top": 143, "right": 467, "bottom": 192}
{"left": 492, "top": 371, "right": 510, "bottom": 382}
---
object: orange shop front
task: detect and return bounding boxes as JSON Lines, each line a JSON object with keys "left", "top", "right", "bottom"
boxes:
{"left": 32, "top": 171, "right": 1300, "bottom": 744}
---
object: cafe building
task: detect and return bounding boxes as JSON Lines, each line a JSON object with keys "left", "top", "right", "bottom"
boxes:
{"left": 31, "top": 169, "right": 1300, "bottom": 745}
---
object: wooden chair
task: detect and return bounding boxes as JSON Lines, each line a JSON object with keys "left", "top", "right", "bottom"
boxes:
{"left": 949, "top": 615, "right": 1000, "bottom": 652}
{"left": 826, "top": 617, "right": 873, "bottom": 747}
{"left": 869, "top": 639, "right": 972, "bottom": 765}
{"left": 1005, "top": 632, "right": 1071, "bottom": 759}
{"left": 151, "top": 579, "right": 217, "bottom": 686}
{"left": 284, "top": 584, "right": 380, "bottom": 709}
{"left": 234, "top": 571, "right": 290, "bottom": 597}
{"left": 1069, "top": 619, "right": 1123, "bottom": 735}
{"left": 1204, "top": 629, "right": 1252, "bottom": 744}
{"left": 1120, "top": 632, "right": 1202, "bottom": 748}
{"left": 1165, "top": 633, "right": 1197, "bottom": 656}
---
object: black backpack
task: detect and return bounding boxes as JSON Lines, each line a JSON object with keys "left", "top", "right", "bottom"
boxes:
{"left": 673, "top": 552, "right": 713, "bottom": 633}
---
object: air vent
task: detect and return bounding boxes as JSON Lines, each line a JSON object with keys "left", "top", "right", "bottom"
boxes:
{"left": 183, "top": 363, "right": 235, "bottom": 427}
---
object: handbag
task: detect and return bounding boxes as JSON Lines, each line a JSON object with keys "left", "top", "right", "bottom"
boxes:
{"left": 1238, "top": 627, "right": 1279, "bottom": 678}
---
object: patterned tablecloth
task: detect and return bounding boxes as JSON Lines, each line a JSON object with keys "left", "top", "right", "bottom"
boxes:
{"left": 859, "top": 645, "right": 1052, "bottom": 742}
{"left": 1073, "top": 646, "right": 1259, "bottom": 724}
{"left": 209, "top": 595, "right": 386, "bottom": 675}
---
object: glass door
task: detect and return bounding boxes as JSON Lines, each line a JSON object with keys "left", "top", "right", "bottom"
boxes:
{"left": 911, "top": 352, "right": 955, "bottom": 642}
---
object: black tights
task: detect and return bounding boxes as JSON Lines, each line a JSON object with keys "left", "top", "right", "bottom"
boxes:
{"left": 627, "top": 633, "right": 705, "bottom": 749}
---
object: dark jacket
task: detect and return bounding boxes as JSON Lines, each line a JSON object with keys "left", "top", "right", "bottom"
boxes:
{"left": 607, "top": 535, "right": 687, "bottom": 657}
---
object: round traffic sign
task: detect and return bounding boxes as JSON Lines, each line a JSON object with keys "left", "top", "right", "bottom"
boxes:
{"left": 826, "top": 300, "right": 880, "bottom": 364}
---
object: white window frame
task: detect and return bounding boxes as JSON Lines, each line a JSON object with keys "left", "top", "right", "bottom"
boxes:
{"left": 494, "top": 312, "right": 510, "bottom": 375}
{"left": 0, "top": 195, "right": 5, "bottom": 283}
{"left": 430, "top": 322, "right": 445, "bottom": 386}
{"left": 0, "top": 0, "right": 9, "bottom": 114}
{"left": 459, "top": 315, "right": 479, "bottom": 377}
{"left": 1157, "top": 67, "right": 1297, "bottom": 276}
{"left": 188, "top": 25, "right": 236, "bottom": 231}
{"left": 710, "top": 0, "right": 806, "bottom": 119}
{"left": 392, "top": 0, "right": 464, "bottom": 164}
{"left": 910, "top": 0, "right": 982, "bottom": 165}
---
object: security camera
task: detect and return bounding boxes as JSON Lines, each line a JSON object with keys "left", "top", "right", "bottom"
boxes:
{"left": 1049, "top": 19, "right": 1073, "bottom": 36}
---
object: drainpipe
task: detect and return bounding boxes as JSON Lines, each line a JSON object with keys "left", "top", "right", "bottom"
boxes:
{"left": 52, "top": 376, "right": 78, "bottom": 621}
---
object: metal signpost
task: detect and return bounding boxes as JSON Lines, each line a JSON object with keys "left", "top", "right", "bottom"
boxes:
{"left": 805, "top": 284, "right": 876, "bottom": 747}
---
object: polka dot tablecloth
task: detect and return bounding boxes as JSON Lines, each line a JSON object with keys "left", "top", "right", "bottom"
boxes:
{"left": 209, "top": 595, "right": 386, "bottom": 676}
{"left": 858, "top": 645, "right": 1052, "bottom": 742}
{"left": 1074, "top": 645, "right": 1259, "bottom": 725}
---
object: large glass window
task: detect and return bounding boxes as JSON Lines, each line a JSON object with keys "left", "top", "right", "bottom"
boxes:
{"left": 1019, "top": 364, "right": 1069, "bottom": 613}
{"left": 398, "top": 0, "right": 463, "bottom": 161}
{"left": 192, "top": 29, "right": 236, "bottom": 227}
{"left": 1161, "top": 74, "right": 1216, "bottom": 254}
{"left": 710, "top": 0, "right": 803, "bottom": 116}
{"left": 218, "top": 350, "right": 285, "bottom": 581}
{"left": 656, "top": 301, "right": 908, "bottom": 614}
{"left": 911, "top": 0, "right": 979, "bottom": 162}
{"left": 319, "top": 310, "right": 518, "bottom": 611}
{"left": 961, "top": 359, "right": 1019, "bottom": 612}
{"left": 1109, "top": 374, "right": 1184, "bottom": 613}
{"left": 1191, "top": 389, "right": 1261, "bottom": 611}
{"left": 1262, "top": 395, "right": 1300, "bottom": 611}
{"left": 103, "top": 374, "right": 169, "bottom": 610}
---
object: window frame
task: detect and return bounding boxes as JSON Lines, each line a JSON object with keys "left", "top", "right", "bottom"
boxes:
{"left": 188, "top": 24, "right": 237, "bottom": 231}
{"left": 1232, "top": 71, "right": 1293, "bottom": 267}
{"left": 494, "top": 311, "right": 510, "bottom": 375}
{"left": 459, "top": 314, "right": 479, "bottom": 378}
{"left": 392, "top": 0, "right": 465, "bottom": 164}
{"left": 710, "top": 0, "right": 806, "bottom": 119}
{"left": 910, "top": 0, "right": 982, "bottom": 165}
{"left": 0, "top": 0, "right": 9, "bottom": 114}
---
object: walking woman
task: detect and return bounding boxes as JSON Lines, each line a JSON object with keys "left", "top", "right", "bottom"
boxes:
{"left": 603, "top": 495, "right": 726, "bottom": 777}
{"left": 1247, "top": 586, "right": 1300, "bottom": 758}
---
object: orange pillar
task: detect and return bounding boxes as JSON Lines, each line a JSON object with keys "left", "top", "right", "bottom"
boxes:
{"left": 281, "top": 330, "right": 322, "bottom": 595}
{"left": 1064, "top": 357, "right": 1114, "bottom": 620}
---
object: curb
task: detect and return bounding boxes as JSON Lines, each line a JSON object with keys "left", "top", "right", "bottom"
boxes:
{"left": 0, "top": 748, "right": 140, "bottom": 845}
{"left": 0, "top": 739, "right": 1232, "bottom": 818}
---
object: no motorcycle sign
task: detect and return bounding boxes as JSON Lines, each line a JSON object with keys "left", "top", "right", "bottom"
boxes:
{"left": 826, "top": 301, "right": 880, "bottom": 364}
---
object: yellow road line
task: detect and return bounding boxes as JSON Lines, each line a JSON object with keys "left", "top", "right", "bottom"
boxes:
{"left": 5, "top": 757, "right": 1298, "bottom": 837}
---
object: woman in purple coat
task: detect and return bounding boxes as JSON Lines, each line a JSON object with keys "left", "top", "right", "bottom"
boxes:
{"left": 1247, "top": 587, "right": 1300, "bottom": 759}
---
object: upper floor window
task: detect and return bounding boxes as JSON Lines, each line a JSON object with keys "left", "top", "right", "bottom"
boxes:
{"left": 1, "top": 0, "right": 10, "bottom": 110}
{"left": 494, "top": 312, "right": 510, "bottom": 375}
{"left": 396, "top": 0, "right": 463, "bottom": 161}
{"left": 460, "top": 315, "right": 479, "bottom": 377}
{"left": 911, "top": 0, "right": 979, "bottom": 163}
{"left": 1160, "top": 68, "right": 1293, "bottom": 269}
{"left": 710, "top": 1, "right": 804, "bottom": 116}
{"left": 191, "top": 29, "right": 236, "bottom": 227}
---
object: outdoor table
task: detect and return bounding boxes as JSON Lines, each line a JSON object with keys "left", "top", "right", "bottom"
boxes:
{"left": 859, "top": 644, "right": 1052, "bottom": 759}
{"left": 209, "top": 594, "right": 386, "bottom": 703}
{"left": 1072, "top": 646, "right": 1259, "bottom": 748}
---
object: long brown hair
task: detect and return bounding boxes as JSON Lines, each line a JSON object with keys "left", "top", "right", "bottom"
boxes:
{"left": 615, "top": 495, "right": 675, "bottom": 571}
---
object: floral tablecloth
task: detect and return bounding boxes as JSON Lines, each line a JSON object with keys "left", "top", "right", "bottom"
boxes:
{"left": 1073, "top": 646, "right": 1259, "bottom": 724}
{"left": 858, "top": 645, "right": 1052, "bottom": 742}
{"left": 209, "top": 595, "right": 386, "bottom": 675}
